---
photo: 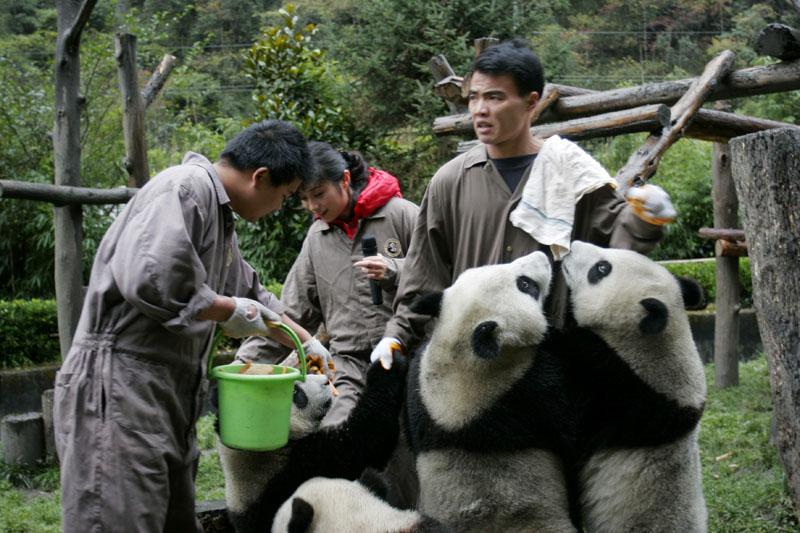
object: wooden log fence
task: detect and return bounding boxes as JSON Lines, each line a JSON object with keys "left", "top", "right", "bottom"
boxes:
{"left": 0, "top": 180, "right": 137, "bottom": 205}
{"left": 459, "top": 103, "right": 671, "bottom": 152}
{"left": 757, "top": 23, "right": 800, "bottom": 61}
{"left": 615, "top": 50, "right": 737, "bottom": 194}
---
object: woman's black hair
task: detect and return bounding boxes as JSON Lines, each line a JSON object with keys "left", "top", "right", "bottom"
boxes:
{"left": 469, "top": 38, "right": 545, "bottom": 97}
{"left": 220, "top": 119, "right": 313, "bottom": 186}
{"left": 307, "top": 141, "right": 369, "bottom": 195}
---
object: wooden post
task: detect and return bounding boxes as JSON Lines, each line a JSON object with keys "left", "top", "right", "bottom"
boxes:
{"left": 474, "top": 37, "right": 498, "bottom": 56}
{"left": 54, "top": 0, "right": 98, "bottom": 358}
{"left": 712, "top": 141, "right": 740, "bottom": 388}
{"left": 756, "top": 23, "right": 800, "bottom": 61}
{"left": 142, "top": 54, "right": 177, "bottom": 109}
{"left": 731, "top": 128, "right": 800, "bottom": 516}
{"left": 115, "top": 33, "right": 149, "bottom": 188}
{"left": 429, "top": 55, "right": 467, "bottom": 114}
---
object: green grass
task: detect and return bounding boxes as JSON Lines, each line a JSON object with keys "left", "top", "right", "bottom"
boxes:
{"left": 700, "top": 357, "right": 798, "bottom": 532}
{"left": 1, "top": 358, "right": 797, "bottom": 531}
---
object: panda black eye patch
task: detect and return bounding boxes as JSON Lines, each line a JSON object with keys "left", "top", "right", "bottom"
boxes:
{"left": 516, "top": 275, "right": 540, "bottom": 299}
{"left": 587, "top": 260, "right": 612, "bottom": 284}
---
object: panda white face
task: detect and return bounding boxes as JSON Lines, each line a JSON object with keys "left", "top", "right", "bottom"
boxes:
{"left": 415, "top": 251, "right": 553, "bottom": 429}
{"left": 438, "top": 250, "right": 552, "bottom": 357}
{"left": 289, "top": 374, "right": 332, "bottom": 439}
{"left": 561, "top": 241, "right": 691, "bottom": 339}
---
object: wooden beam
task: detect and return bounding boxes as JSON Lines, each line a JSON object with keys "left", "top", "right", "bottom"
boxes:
{"left": 715, "top": 239, "right": 748, "bottom": 257}
{"left": 554, "top": 58, "right": 800, "bottom": 118}
{"left": 0, "top": 180, "right": 137, "bottom": 205}
{"left": 712, "top": 142, "right": 741, "bottom": 388}
{"left": 458, "top": 104, "right": 670, "bottom": 152}
{"left": 683, "top": 108, "right": 800, "bottom": 143}
{"left": 142, "top": 53, "right": 177, "bottom": 109}
{"left": 434, "top": 83, "right": 594, "bottom": 135}
{"left": 531, "top": 85, "right": 560, "bottom": 125}
{"left": 429, "top": 55, "right": 467, "bottom": 113}
{"left": 757, "top": 23, "right": 800, "bottom": 61}
{"left": 115, "top": 33, "right": 149, "bottom": 188}
{"left": 698, "top": 227, "right": 746, "bottom": 241}
{"left": 615, "top": 50, "right": 737, "bottom": 194}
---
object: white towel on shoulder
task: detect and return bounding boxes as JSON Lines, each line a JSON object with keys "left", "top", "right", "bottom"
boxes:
{"left": 509, "top": 135, "right": 616, "bottom": 261}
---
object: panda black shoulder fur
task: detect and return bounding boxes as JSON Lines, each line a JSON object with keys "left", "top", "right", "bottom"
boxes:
{"left": 406, "top": 251, "right": 579, "bottom": 532}
{"left": 551, "top": 240, "right": 707, "bottom": 532}
{"left": 271, "top": 477, "right": 449, "bottom": 533}
{"left": 218, "top": 357, "right": 408, "bottom": 532}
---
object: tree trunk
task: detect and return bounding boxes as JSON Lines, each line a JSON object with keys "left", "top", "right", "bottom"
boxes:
{"left": 712, "top": 142, "right": 740, "bottom": 388}
{"left": 54, "top": 0, "right": 97, "bottom": 358}
{"left": 115, "top": 33, "right": 149, "bottom": 188}
{"left": 730, "top": 127, "right": 800, "bottom": 518}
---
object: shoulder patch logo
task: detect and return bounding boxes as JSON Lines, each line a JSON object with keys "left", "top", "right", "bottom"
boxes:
{"left": 383, "top": 238, "right": 402, "bottom": 258}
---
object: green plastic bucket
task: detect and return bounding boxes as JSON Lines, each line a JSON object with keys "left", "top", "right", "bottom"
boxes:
{"left": 210, "top": 322, "right": 306, "bottom": 451}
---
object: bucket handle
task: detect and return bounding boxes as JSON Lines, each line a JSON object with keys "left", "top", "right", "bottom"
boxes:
{"left": 207, "top": 321, "right": 307, "bottom": 382}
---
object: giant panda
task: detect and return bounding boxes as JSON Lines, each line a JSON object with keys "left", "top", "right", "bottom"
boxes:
{"left": 217, "top": 356, "right": 408, "bottom": 532}
{"left": 552, "top": 240, "right": 708, "bottom": 532}
{"left": 406, "top": 251, "right": 578, "bottom": 532}
{"left": 271, "top": 476, "right": 448, "bottom": 533}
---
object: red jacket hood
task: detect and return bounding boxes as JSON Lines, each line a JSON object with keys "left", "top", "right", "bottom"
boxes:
{"left": 332, "top": 167, "right": 402, "bottom": 239}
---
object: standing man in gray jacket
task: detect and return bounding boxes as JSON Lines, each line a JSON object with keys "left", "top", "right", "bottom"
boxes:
{"left": 371, "top": 39, "right": 677, "bottom": 367}
{"left": 54, "top": 120, "right": 333, "bottom": 532}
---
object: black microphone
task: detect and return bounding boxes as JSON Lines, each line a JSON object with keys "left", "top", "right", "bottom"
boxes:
{"left": 361, "top": 234, "right": 383, "bottom": 305}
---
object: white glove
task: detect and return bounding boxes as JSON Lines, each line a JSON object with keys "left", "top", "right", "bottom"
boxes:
{"left": 219, "top": 297, "right": 280, "bottom": 338}
{"left": 626, "top": 184, "right": 677, "bottom": 226}
{"left": 302, "top": 338, "right": 335, "bottom": 379}
{"left": 370, "top": 337, "right": 404, "bottom": 370}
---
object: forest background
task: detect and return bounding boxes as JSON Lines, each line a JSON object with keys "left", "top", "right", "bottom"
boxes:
{"left": 1, "top": 0, "right": 799, "bottom": 301}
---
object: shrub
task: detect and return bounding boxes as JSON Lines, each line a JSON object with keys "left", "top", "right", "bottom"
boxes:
{"left": 660, "top": 258, "right": 753, "bottom": 308}
{"left": 0, "top": 299, "right": 60, "bottom": 369}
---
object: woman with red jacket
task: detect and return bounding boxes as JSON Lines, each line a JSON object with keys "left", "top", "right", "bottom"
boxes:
{"left": 237, "top": 141, "right": 419, "bottom": 427}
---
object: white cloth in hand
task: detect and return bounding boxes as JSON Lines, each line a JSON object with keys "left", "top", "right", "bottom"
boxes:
{"left": 370, "top": 337, "right": 403, "bottom": 370}
{"left": 509, "top": 135, "right": 617, "bottom": 260}
{"left": 219, "top": 297, "right": 279, "bottom": 338}
{"left": 626, "top": 184, "right": 677, "bottom": 226}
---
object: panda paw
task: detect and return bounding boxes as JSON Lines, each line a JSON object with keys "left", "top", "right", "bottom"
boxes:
{"left": 365, "top": 353, "right": 408, "bottom": 392}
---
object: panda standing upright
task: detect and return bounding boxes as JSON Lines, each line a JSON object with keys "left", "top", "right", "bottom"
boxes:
{"left": 406, "top": 251, "right": 578, "bottom": 532}
{"left": 553, "top": 241, "right": 708, "bottom": 532}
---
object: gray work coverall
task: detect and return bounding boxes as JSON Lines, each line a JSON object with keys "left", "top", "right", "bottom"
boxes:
{"left": 238, "top": 195, "right": 419, "bottom": 427}
{"left": 384, "top": 142, "right": 665, "bottom": 350}
{"left": 53, "top": 152, "right": 283, "bottom": 532}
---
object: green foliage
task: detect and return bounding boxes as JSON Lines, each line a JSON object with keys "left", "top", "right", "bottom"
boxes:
{"left": 701, "top": 358, "right": 799, "bottom": 532}
{"left": 661, "top": 258, "right": 753, "bottom": 308}
{"left": 239, "top": 4, "right": 368, "bottom": 281}
{"left": 0, "top": 300, "right": 60, "bottom": 369}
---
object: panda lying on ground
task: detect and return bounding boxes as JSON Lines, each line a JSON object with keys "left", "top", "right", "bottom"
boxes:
{"left": 550, "top": 240, "right": 708, "bottom": 532}
{"left": 405, "top": 251, "right": 578, "bottom": 532}
{"left": 271, "top": 476, "right": 448, "bottom": 533}
{"left": 216, "top": 357, "right": 408, "bottom": 532}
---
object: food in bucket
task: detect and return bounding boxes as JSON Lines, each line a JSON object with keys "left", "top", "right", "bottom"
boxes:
{"left": 238, "top": 361, "right": 291, "bottom": 375}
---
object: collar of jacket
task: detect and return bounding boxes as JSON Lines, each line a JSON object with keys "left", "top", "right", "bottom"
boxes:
{"left": 324, "top": 167, "right": 402, "bottom": 240}
{"left": 182, "top": 151, "right": 231, "bottom": 206}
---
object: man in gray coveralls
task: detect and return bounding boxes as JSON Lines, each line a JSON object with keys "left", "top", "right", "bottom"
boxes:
{"left": 53, "top": 120, "right": 333, "bottom": 532}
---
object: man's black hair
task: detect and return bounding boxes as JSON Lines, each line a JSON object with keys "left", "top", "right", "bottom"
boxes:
{"left": 220, "top": 119, "right": 313, "bottom": 186}
{"left": 470, "top": 38, "right": 545, "bottom": 97}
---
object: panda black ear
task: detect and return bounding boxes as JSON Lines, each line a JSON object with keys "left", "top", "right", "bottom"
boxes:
{"left": 410, "top": 291, "right": 443, "bottom": 317}
{"left": 674, "top": 275, "right": 706, "bottom": 310}
{"left": 472, "top": 321, "right": 500, "bottom": 359}
{"left": 639, "top": 298, "right": 669, "bottom": 335}
{"left": 288, "top": 497, "right": 314, "bottom": 533}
